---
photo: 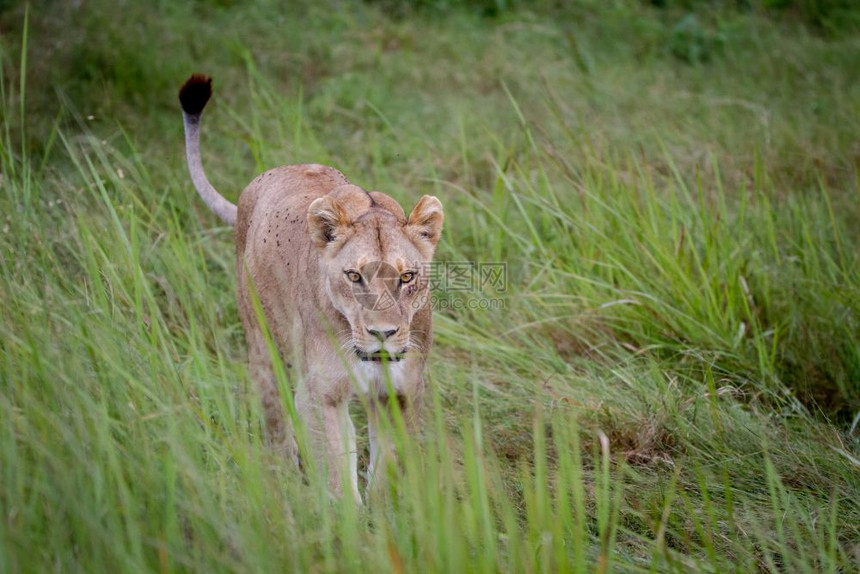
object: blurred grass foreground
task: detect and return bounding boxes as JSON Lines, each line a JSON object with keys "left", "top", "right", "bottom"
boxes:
{"left": 1, "top": 0, "right": 859, "bottom": 571}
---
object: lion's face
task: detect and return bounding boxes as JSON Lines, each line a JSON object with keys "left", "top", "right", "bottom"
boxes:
{"left": 308, "top": 187, "right": 443, "bottom": 363}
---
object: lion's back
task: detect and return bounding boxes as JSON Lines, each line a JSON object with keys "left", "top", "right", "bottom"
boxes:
{"left": 235, "top": 164, "right": 349, "bottom": 257}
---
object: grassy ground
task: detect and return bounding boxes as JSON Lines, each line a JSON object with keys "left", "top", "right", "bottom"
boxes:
{"left": 1, "top": 0, "right": 859, "bottom": 571}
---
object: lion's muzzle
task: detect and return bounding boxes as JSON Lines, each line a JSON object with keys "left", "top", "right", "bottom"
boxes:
{"left": 354, "top": 346, "right": 407, "bottom": 363}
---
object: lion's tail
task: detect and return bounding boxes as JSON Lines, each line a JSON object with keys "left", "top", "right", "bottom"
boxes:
{"left": 179, "top": 74, "right": 237, "bottom": 226}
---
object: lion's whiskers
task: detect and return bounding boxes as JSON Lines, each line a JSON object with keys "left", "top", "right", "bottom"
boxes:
{"left": 407, "top": 334, "right": 426, "bottom": 354}
{"left": 336, "top": 329, "right": 356, "bottom": 353}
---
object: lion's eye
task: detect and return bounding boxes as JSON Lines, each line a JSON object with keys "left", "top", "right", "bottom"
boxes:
{"left": 346, "top": 271, "right": 362, "bottom": 283}
{"left": 400, "top": 272, "right": 415, "bottom": 284}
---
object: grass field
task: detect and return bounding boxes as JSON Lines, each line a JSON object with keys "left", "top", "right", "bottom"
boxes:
{"left": 1, "top": 0, "right": 859, "bottom": 571}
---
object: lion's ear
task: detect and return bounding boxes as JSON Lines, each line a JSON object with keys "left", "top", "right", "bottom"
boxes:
{"left": 308, "top": 196, "right": 351, "bottom": 248}
{"left": 406, "top": 195, "right": 444, "bottom": 248}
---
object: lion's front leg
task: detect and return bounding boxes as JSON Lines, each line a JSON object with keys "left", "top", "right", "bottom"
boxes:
{"left": 366, "top": 388, "right": 423, "bottom": 497}
{"left": 297, "top": 389, "right": 361, "bottom": 504}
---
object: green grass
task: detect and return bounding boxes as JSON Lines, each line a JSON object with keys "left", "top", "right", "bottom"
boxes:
{"left": 1, "top": 0, "right": 859, "bottom": 571}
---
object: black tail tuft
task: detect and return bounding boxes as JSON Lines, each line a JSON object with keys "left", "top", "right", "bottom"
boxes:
{"left": 179, "top": 74, "right": 212, "bottom": 116}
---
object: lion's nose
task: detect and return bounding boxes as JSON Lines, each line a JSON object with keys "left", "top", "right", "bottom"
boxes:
{"left": 366, "top": 326, "right": 399, "bottom": 340}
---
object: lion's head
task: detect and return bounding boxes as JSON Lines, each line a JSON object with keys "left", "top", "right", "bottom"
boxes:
{"left": 307, "top": 185, "right": 443, "bottom": 363}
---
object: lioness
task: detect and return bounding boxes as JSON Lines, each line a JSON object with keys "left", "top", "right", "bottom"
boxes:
{"left": 179, "top": 75, "right": 443, "bottom": 502}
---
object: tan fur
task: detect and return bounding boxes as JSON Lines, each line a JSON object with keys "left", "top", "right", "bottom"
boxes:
{"left": 180, "top": 76, "right": 443, "bottom": 502}
{"left": 235, "top": 166, "right": 442, "bottom": 502}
